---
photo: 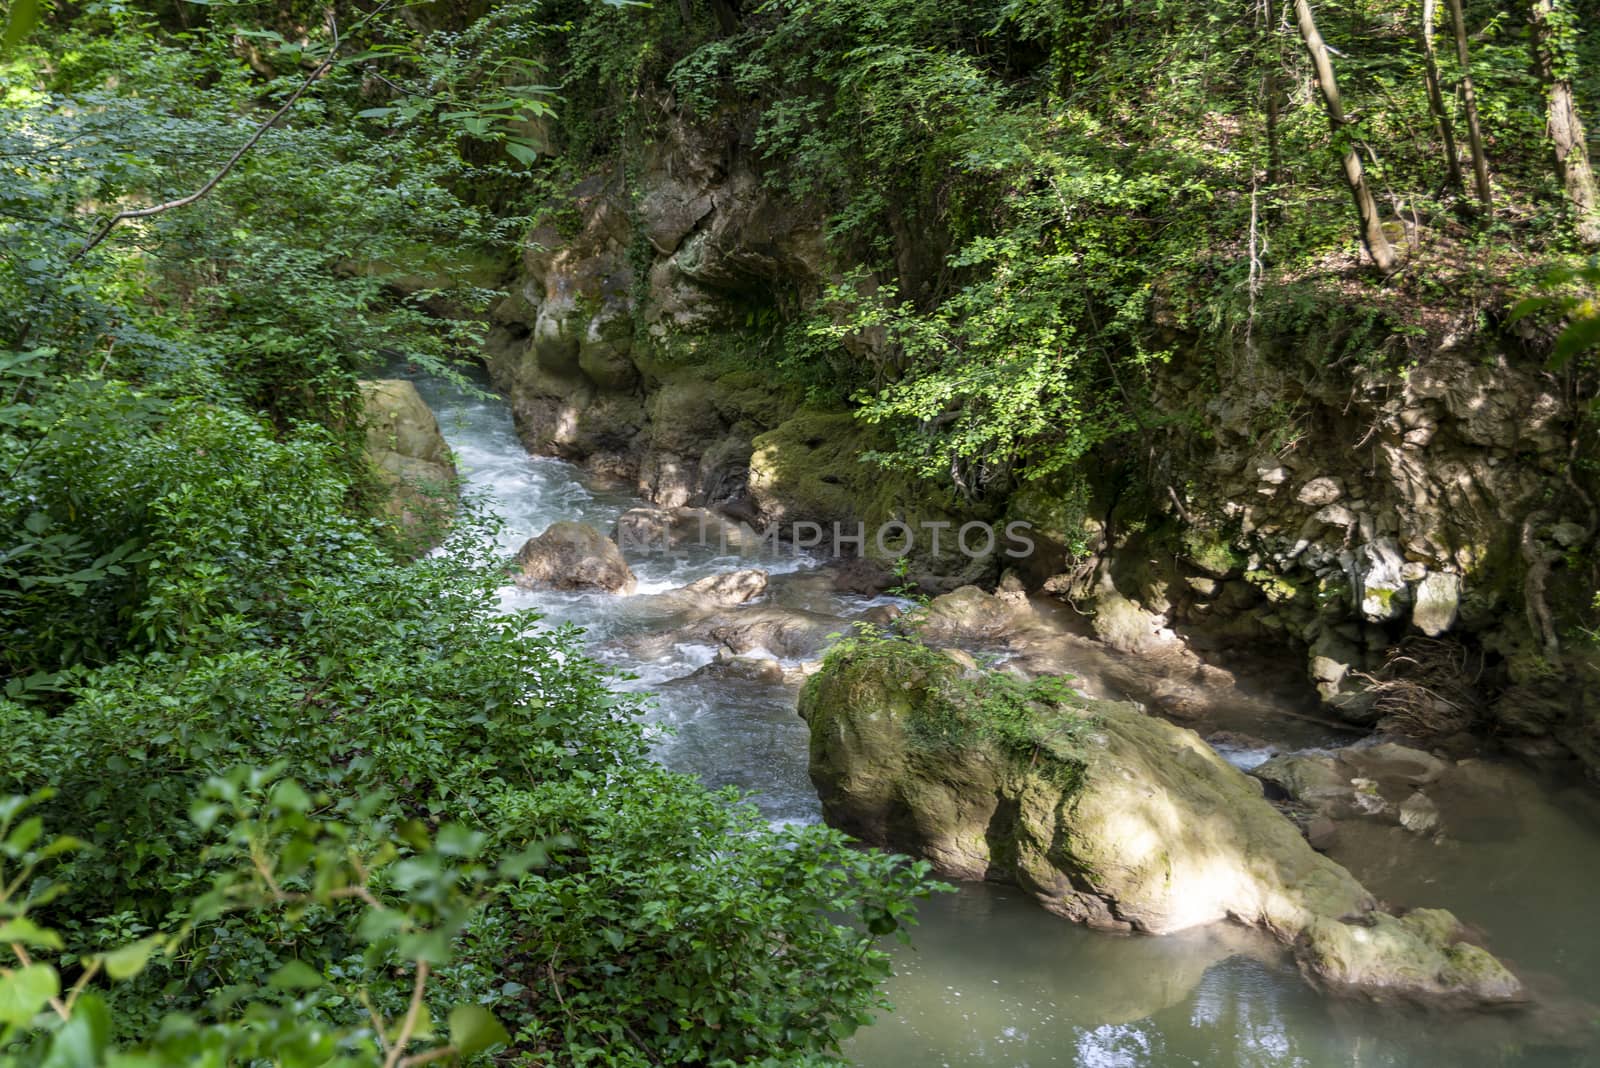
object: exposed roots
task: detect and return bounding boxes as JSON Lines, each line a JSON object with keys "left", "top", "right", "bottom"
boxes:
{"left": 1353, "top": 637, "right": 1485, "bottom": 737}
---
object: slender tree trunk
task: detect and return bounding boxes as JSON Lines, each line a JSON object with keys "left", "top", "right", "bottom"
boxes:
{"left": 1445, "top": 0, "right": 1493, "bottom": 208}
{"left": 1420, "top": 0, "right": 1464, "bottom": 195}
{"left": 1292, "top": 0, "right": 1397, "bottom": 270}
{"left": 1265, "top": 68, "right": 1284, "bottom": 191}
{"left": 1531, "top": 0, "right": 1600, "bottom": 246}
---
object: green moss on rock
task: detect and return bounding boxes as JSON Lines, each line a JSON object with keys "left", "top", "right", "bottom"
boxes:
{"left": 799, "top": 640, "right": 1525, "bottom": 1005}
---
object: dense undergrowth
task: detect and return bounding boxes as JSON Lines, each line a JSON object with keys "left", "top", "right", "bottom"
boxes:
{"left": 0, "top": 5, "right": 933, "bottom": 1065}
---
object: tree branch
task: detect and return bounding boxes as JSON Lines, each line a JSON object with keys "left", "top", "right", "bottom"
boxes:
{"left": 382, "top": 960, "right": 431, "bottom": 1068}
{"left": 71, "top": 10, "right": 347, "bottom": 267}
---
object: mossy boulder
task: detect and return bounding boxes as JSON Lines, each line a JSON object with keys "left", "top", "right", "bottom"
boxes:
{"left": 1298, "top": 910, "right": 1523, "bottom": 1002}
{"left": 799, "top": 642, "right": 1523, "bottom": 1005}
{"left": 747, "top": 410, "right": 887, "bottom": 530}
{"left": 358, "top": 379, "right": 457, "bottom": 554}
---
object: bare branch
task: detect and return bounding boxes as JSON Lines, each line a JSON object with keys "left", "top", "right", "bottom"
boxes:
{"left": 71, "top": 22, "right": 341, "bottom": 263}
{"left": 382, "top": 959, "right": 431, "bottom": 1068}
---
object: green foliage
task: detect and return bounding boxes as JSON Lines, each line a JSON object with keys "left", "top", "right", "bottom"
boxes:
{"left": 0, "top": 5, "right": 939, "bottom": 1064}
{"left": 1510, "top": 258, "right": 1600, "bottom": 373}
{"left": 0, "top": 783, "right": 535, "bottom": 1066}
{"left": 527, "top": 0, "right": 1599, "bottom": 500}
{"left": 884, "top": 556, "right": 928, "bottom": 605}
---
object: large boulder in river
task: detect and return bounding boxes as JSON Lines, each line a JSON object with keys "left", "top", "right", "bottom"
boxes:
{"left": 359, "top": 379, "right": 457, "bottom": 554}
{"left": 799, "top": 642, "right": 1522, "bottom": 1005}
{"left": 514, "top": 521, "right": 636, "bottom": 593}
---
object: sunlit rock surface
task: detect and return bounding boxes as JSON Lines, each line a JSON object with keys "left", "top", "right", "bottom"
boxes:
{"left": 801, "top": 643, "right": 1522, "bottom": 1005}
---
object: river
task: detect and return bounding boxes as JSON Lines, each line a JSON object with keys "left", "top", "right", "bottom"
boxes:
{"left": 411, "top": 369, "right": 1600, "bottom": 1068}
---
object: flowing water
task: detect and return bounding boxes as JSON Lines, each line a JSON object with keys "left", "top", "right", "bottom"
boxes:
{"left": 412, "top": 369, "right": 1600, "bottom": 1068}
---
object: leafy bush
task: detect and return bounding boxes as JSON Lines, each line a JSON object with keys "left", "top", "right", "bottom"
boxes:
{"left": 0, "top": 8, "right": 938, "bottom": 1064}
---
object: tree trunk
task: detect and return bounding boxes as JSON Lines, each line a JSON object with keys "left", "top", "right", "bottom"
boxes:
{"left": 709, "top": 0, "right": 741, "bottom": 35}
{"left": 1445, "top": 0, "right": 1493, "bottom": 208}
{"left": 1420, "top": 0, "right": 1464, "bottom": 195}
{"left": 1531, "top": 0, "right": 1600, "bottom": 246}
{"left": 1265, "top": 67, "right": 1284, "bottom": 191}
{"left": 1292, "top": 0, "right": 1397, "bottom": 270}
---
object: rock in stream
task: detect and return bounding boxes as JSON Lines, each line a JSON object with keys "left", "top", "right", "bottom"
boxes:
{"left": 799, "top": 642, "right": 1523, "bottom": 1006}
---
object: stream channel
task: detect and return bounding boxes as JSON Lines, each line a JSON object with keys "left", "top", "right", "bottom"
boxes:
{"left": 412, "top": 369, "right": 1600, "bottom": 1068}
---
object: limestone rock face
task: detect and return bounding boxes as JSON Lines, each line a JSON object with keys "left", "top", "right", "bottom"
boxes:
{"left": 481, "top": 116, "right": 828, "bottom": 506}
{"left": 800, "top": 644, "right": 1522, "bottom": 1005}
{"left": 358, "top": 379, "right": 457, "bottom": 553}
{"left": 1132, "top": 328, "right": 1591, "bottom": 758}
{"left": 514, "top": 521, "right": 636, "bottom": 594}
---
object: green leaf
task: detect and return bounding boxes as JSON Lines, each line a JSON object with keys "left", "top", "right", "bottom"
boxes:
{"left": 267, "top": 960, "right": 324, "bottom": 989}
{"left": 0, "top": 917, "right": 64, "bottom": 950}
{"left": 269, "top": 780, "right": 312, "bottom": 814}
{"left": 103, "top": 935, "right": 164, "bottom": 980}
{"left": 1505, "top": 295, "right": 1552, "bottom": 324}
{"left": 0, "top": 963, "right": 59, "bottom": 1026}
{"left": 1551, "top": 315, "right": 1600, "bottom": 370}
{"left": 40, "top": 993, "right": 112, "bottom": 1068}
{"left": 1, "top": 0, "right": 40, "bottom": 53}
{"left": 447, "top": 1004, "right": 508, "bottom": 1058}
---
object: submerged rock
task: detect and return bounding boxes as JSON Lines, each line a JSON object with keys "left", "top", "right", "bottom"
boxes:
{"left": 613, "top": 506, "right": 754, "bottom": 554}
{"left": 619, "top": 603, "right": 842, "bottom": 661}
{"left": 1255, "top": 741, "right": 1451, "bottom": 826}
{"left": 685, "top": 652, "right": 788, "bottom": 685}
{"left": 799, "top": 643, "right": 1522, "bottom": 1005}
{"left": 514, "top": 521, "right": 637, "bottom": 593}
{"left": 916, "top": 584, "right": 1037, "bottom": 643}
{"left": 705, "top": 606, "right": 838, "bottom": 659}
{"left": 664, "top": 568, "right": 769, "bottom": 609}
